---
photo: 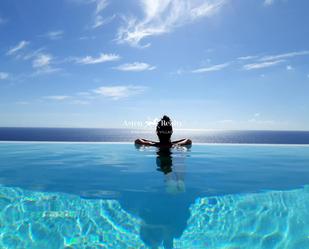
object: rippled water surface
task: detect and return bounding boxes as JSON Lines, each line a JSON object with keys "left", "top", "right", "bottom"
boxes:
{"left": 0, "top": 142, "right": 309, "bottom": 248}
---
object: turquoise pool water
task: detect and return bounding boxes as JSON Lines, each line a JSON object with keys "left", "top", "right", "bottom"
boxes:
{"left": 0, "top": 142, "right": 309, "bottom": 248}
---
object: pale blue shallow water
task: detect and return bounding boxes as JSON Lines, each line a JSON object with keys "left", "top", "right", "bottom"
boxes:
{"left": 0, "top": 142, "right": 309, "bottom": 248}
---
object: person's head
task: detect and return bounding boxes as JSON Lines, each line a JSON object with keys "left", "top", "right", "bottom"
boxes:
{"left": 156, "top": 115, "right": 173, "bottom": 144}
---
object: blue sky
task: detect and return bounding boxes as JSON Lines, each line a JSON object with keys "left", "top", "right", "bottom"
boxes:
{"left": 0, "top": 0, "right": 309, "bottom": 130}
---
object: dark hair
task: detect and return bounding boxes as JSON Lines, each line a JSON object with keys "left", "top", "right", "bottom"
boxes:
{"left": 156, "top": 115, "right": 173, "bottom": 143}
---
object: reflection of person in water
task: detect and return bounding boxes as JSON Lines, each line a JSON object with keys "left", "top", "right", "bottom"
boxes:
{"left": 135, "top": 115, "right": 192, "bottom": 147}
{"left": 131, "top": 144, "right": 192, "bottom": 249}
{"left": 156, "top": 147, "right": 185, "bottom": 194}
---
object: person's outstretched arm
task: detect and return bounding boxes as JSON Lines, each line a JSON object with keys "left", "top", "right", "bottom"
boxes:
{"left": 135, "top": 138, "right": 157, "bottom": 146}
{"left": 172, "top": 139, "right": 192, "bottom": 146}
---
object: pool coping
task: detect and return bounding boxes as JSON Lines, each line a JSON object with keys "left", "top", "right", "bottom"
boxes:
{"left": 0, "top": 141, "right": 309, "bottom": 147}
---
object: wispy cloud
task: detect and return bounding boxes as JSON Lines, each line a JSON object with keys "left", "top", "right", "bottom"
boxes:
{"left": 243, "top": 59, "right": 284, "bottom": 70}
{"left": 93, "top": 14, "right": 115, "bottom": 29}
{"left": 92, "top": 0, "right": 113, "bottom": 29}
{"left": 31, "top": 53, "right": 61, "bottom": 75}
{"left": 0, "top": 72, "right": 9, "bottom": 80}
{"left": 41, "top": 84, "right": 146, "bottom": 103}
{"left": 32, "top": 54, "right": 52, "bottom": 68}
{"left": 192, "top": 62, "right": 229, "bottom": 73}
{"left": 114, "top": 62, "right": 156, "bottom": 72}
{"left": 94, "top": 0, "right": 108, "bottom": 13}
{"left": 69, "top": 0, "right": 112, "bottom": 29}
{"left": 44, "top": 95, "right": 71, "bottom": 101}
{"left": 23, "top": 48, "right": 46, "bottom": 60}
{"left": 7, "top": 40, "right": 30, "bottom": 56}
{"left": 263, "top": 0, "right": 286, "bottom": 7}
{"left": 259, "top": 51, "right": 309, "bottom": 61}
{"left": 76, "top": 53, "right": 120, "bottom": 64}
{"left": 42, "top": 92, "right": 91, "bottom": 104}
{"left": 237, "top": 55, "right": 258, "bottom": 60}
{"left": 94, "top": 85, "right": 147, "bottom": 100}
{"left": 33, "top": 67, "right": 62, "bottom": 76}
{"left": 44, "top": 30, "right": 64, "bottom": 40}
{"left": 79, "top": 36, "right": 96, "bottom": 40}
{"left": 263, "top": 0, "right": 275, "bottom": 6}
{"left": 236, "top": 50, "right": 309, "bottom": 71}
{"left": 117, "top": 0, "right": 227, "bottom": 47}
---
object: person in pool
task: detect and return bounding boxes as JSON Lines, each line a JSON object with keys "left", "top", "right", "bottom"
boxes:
{"left": 135, "top": 115, "right": 192, "bottom": 147}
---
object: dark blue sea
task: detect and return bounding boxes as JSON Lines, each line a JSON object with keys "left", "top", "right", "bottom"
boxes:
{"left": 0, "top": 127, "right": 309, "bottom": 144}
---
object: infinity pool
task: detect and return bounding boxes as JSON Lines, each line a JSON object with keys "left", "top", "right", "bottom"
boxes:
{"left": 0, "top": 142, "right": 309, "bottom": 248}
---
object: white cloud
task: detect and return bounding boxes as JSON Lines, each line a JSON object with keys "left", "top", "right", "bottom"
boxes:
{"left": 33, "top": 54, "right": 52, "bottom": 68}
{"left": 236, "top": 50, "right": 309, "bottom": 68}
{"left": 31, "top": 53, "right": 61, "bottom": 75}
{"left": 45, "top": 95, "right": 71, "bottom": 100}
{"left": 93, "top": 14, "right": 115, "bottom": 29}
{"left": 286, "top": 65, "right": 294, "bottom": 71}
{"left": 117, "top": 0, "right": 227, "bottom": 47}
{"left": 91, "top": 0, "right": 113, "bottom": 29}
{"left": 76, "top": 53, "right": 120, "bottom": 64}
{"left": 94, "top": 0, "right": 108, "bottom": 13}
{"left": 263, "top": 0, "right": 287, "bottom": 6}
{"left": 44, "top": 30, "right": 64, "bottom": 40}
{"left": 254, "top": 113, "right": 260, "bottom": 117}
{"left": 237, "top": 55, "right": 258, "bottom": 60}
{"left": 32, "top": 67, "right": 61, "bottom": 76}
{"left": 190, "top": 0, "right": 226, "bottom": 19}
{"left": 23, "top": 48, "right": 46, "bottom": 60}
{"left": 94, "top": 85, "right": 146, "bottom": 100}
{"left": 7, "top": 40, "right": 30, "bottom": 56}
{"left": 243, "top": 60, "right": 284, "bottom": 70}
{"left": 115, "top": 62, "right": 156, "bottom": 72}
{"left": 68, "top": 0, "right": 111, "bottom": 29}
{"left": 79, "top": 36, "right": 96, "bottom": 40}
{"left": 263, "top": 0, "right": 275, "bottom": 6}
{"left": 0, "top": 72, "right": 9, "bottom": 80}
{"left": 260, "top": 51, "right": 309, "bottom": 61}
{"left": 192, "top": 62, "right": 229, "bottom": 73}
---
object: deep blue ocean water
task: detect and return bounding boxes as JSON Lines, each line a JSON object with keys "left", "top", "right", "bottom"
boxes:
{"left": 0, "top": 142, "right": 309, "bottom": 248}
{"left": 1, "top": 127, "right": 309, "bottom": 144}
